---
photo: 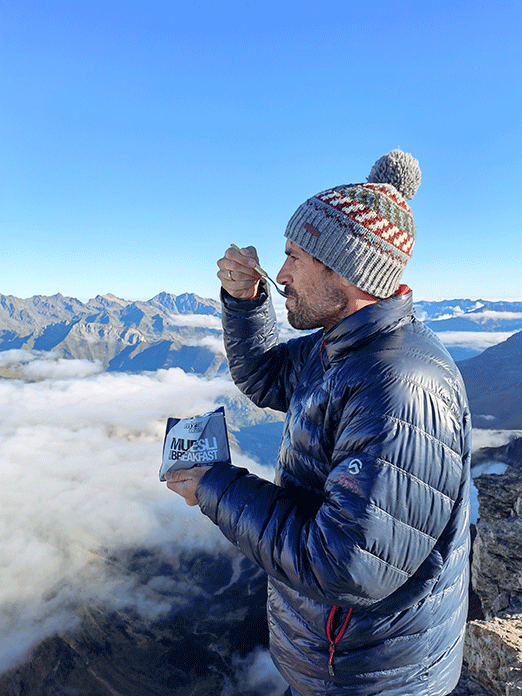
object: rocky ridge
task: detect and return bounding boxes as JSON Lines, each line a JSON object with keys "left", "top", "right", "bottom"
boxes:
{"left": 462, "top": 436, "right": 522, "bottom": 695}
{"left": 0, "top": 550, "right": 272, "bottom": 696}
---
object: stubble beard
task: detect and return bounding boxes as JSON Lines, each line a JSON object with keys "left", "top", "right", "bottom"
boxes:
{"left": 286, "top": 286, "right": 349, "bottom": 331}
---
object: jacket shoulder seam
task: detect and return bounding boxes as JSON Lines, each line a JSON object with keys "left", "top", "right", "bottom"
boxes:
{"left": 382, "top": 369, "right": 455, "bottom": 411}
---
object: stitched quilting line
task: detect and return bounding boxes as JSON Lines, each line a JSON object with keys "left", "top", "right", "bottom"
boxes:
{"left": 363, "top": 500, "right": 439, "bottom": 544}
{"left": 385, "top": 415, "right": 464, "bottom": 459}
{"left": 375, "top": 453, "right": 456, "bottom": 507}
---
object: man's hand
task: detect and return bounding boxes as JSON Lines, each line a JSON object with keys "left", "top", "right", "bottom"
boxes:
{"left": 164, "top": 467, "right": 211, "bottom": 506}
{"left": 217, "top": 246, "right": 262, "bottom": 300}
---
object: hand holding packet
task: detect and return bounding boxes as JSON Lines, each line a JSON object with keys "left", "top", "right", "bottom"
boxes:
{"left": 159, "top": 407, "right": 231, "bottom": 481}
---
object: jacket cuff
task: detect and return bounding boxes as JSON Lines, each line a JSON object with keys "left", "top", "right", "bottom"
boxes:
{"left": 220, "top": 284, "right": 269, "bottom": 311}
{"left": 196, "top": 462, "right": 249, "bottom": 525}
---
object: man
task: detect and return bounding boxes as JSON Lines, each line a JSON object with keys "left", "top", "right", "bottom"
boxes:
{"left": 165, "top": 149, "right": 472, "bottom": 696}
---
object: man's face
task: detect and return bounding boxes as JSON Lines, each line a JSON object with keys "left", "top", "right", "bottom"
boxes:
{"left": 276, "top": 241, "right": 350, "bottom": 330}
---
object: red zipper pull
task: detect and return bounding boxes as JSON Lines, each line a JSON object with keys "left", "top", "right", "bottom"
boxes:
{"left": 328, "top": 642, "right": 336, "bottom": 676}
{"left": 326, "top": 606, "right": 353, "bottom": 676}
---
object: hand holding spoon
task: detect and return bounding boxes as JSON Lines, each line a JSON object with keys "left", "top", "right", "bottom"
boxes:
{"left": 230, "top": 244, "right": 288, "bottom": 298}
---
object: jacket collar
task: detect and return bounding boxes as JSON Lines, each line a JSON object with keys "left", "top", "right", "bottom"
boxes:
{"left": 322, "top": 288, "right": 414, "bottom": 365}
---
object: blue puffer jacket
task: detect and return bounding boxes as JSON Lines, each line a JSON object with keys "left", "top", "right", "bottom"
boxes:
{"left": 197, "top": 288, "right": 471, "bottom": 696}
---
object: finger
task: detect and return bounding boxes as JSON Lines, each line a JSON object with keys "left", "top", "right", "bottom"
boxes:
{"left": 225, "top": 246, "right": 259, "bottom": 270}
{"left": 217, "top": 270, "right": 261, "bottom": 299}
{"left": 166, "top": 483, "right": 198, "bottom": 506}
{"left": 242, "top": 246, "right": 259, "bottom": 261}
{"left": 164, "top": 467, "right": 211, "bottom": 483}
{"left": 217, "top": 270, "right": 261, "bottom": 289}
{"left": 218, "top": 246, "right": 260, "bottom": 279}
{"left": 216, "top": 264, "right": 261, "bottom": 300}
{"left": 220, "top": 265, "right": 260, "bottom": 282}
{"left": 165, "top": 470, "right": 193, "bottom": 483}
{"left": 165, "top": 478, "right": 197, "bottom": 503}
{"left": 217, "top": 256, "right": 256, "bottom": 279}
{"left": 217, "top": 247, "right": 263, "bottom": 299}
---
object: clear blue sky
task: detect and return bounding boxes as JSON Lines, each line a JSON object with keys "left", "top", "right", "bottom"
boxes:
{"left": 2, "top": 0, "right": 520, "bottom": 302}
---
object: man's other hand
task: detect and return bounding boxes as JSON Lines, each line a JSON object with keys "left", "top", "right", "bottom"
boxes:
{"left": 164, "top": 467, "right": 212, "bottom": 506}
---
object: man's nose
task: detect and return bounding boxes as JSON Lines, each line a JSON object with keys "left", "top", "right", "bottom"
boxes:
{"left": 276, "top": 262, "right": 292, "bottom": 287}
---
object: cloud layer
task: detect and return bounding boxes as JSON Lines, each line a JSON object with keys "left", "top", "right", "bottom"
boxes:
{"left": 0, "top": 357, "right": 274, "bottom": 673}
{"left": 435, "top": 331, "right": 517, "bottom": 351}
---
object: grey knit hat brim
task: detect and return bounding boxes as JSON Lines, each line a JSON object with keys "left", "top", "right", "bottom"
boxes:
{"left": 285, "top": 195, "right": 409, "bottom": 299}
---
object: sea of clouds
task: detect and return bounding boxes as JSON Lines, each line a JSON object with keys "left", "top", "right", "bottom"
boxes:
{"left": 0, "top": 351, "right": 285, "bottom": 691}
{"left": 435, "top": 331, "right": 517, "bottom": 353}
{"left": 0, "top": 344, "right": 517, "bottom": 692}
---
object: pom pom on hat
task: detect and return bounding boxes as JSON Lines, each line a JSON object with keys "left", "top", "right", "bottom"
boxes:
{"left": 367, "top": 149, "right": 421, "bottom": 201}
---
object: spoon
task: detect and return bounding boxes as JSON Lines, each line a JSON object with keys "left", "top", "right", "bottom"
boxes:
{"left": 230, "top": 244, "right": 289, "bottom": 298}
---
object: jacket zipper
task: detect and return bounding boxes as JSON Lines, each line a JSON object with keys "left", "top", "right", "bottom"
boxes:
{"left": 320, "top": 339, "right": 329, "bottom": 371}
{"left": 326, "top": 606, "right": 353, "bottom": 676}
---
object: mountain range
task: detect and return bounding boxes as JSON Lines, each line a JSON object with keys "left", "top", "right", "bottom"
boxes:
{"left": 1, "top": 292, "right": 521, "bottom": 428}
{"left": 415, "top": 298, "right": 522, "bottom": 332}
{"left": 0, "top": 292, "right": 224, "bottom": 375}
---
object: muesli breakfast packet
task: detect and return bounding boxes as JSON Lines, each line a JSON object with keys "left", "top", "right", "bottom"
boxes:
{"left": 159, "top": 406, "right": 231, "bottom": 481}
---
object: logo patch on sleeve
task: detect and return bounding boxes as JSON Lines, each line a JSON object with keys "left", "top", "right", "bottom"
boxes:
{"left": 347, "top": 458, "right": 363, "bottom": 475}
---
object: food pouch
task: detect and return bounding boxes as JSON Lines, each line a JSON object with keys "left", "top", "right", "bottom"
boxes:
{"left": 159, "top": 406, "right": 231, "bottom": 481}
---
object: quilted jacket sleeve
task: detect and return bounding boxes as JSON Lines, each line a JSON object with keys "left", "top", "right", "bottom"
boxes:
{"left": 220, "top": 287, "right": 320, "bottom": 412}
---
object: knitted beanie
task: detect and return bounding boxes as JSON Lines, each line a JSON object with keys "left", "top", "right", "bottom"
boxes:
{"left": 284, "top": 149, "right": 421, "bottom": 298}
